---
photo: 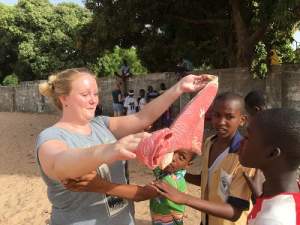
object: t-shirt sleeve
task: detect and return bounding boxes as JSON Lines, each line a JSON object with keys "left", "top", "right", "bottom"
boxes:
{"left": 93, "top": 116, "right": 110, "bottom": 129}
{"left": 35, "top": 128, "right": 66, "bottom": 166}
{"left": 227, "top": 167, "right": 255, "bottom": 210}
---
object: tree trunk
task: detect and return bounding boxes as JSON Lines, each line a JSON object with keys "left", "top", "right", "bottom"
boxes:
{"left": 230, "top": 0, "right": 252, "bottom": 66}
{"left": 230, "top": 0, "right": 268, "bottom": 67}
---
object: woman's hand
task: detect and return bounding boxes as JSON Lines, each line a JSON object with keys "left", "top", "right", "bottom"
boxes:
{"left": 62, "top": 171, "right": 109, "bottom": 192}
{"left": 151, "top": 180, "right": 187, "bottom": 204}
{"left": 109, "top": 132, "right": 151, "bottom": 161}
{"left": 176, "top": 74, "right": 216, "bottom": 94}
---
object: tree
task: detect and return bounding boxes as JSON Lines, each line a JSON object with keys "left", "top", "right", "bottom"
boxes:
{"left": 88, "top": 46, "right": 147, "bottom": 76}
{"left": 0, "top": 0, "right": 92, "bottom": 82}
{"left": 83, "top": 0, "right": 300, "bottom": 71}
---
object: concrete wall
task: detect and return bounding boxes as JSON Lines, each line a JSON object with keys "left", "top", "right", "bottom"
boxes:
{"left": 0, "top": 65, "right": 299, "bottom": 114}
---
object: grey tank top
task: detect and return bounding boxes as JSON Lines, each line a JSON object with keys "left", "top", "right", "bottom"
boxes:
{"left": 35, "top": 116, "right": 135, "bottom": 225}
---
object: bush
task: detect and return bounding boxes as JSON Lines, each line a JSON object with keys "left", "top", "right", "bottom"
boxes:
{"left": 2, "top": 74, "right": 19, "bottom": 86}
{"left": 89, "top": 46, "right": 148, "bottom": 77}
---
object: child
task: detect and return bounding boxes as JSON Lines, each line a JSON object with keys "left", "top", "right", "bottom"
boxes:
{"left": 124, "top": 89, "right": 138, "bottom": 115}
{"left": 238, "top": 108, "right": 300, "bottom": 224}
{"left": 153, "top": 92, "right": 255, "bottom": 225}
{"left": 150, "top": 150, "right": 196, "bottom": 225}
{"left": 243, "top": 90, "right": 267, "bottom": 198}
{"left": 244, "top": 90, "right": 266, "bottom": 119}
{"left": 63, "top": 149, "right": 196, "bottom": 225}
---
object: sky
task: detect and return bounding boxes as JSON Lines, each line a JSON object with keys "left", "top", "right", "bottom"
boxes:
{"left": 292, "top": 31, "right": 300, "bottom": 50}
{"left": 0, "top": 0, "right": 83, "bottom": 6}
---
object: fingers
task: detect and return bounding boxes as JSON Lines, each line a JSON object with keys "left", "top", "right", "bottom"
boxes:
{"left": 149, "top": 184, "right": 166, "bottom": 196}
{"left": 132, "top": 131, "right": 152, "bottom": 139}
{"left": 119, "top": 148, "right": 136, "bottom": 159}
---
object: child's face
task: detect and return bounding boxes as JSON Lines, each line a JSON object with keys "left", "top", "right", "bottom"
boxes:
{"left": 211, "top": 100, "right": 245, "bottom": 139}
{"left": 163, "top": 150, "right": 194, "bottom": 173}
{"left": 239, "top": 120, "right": 268, "bottom": 169}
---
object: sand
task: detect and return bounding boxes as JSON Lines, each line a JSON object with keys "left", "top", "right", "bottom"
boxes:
{"left": 0, "top": 112, "right": 202, "bottom": 225}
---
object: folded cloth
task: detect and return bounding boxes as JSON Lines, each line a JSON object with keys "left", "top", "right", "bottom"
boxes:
{"left": 135, "top": 76, "right": 218, "bottom": 169}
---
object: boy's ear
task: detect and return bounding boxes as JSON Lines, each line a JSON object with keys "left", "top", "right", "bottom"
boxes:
{"left": 239, "top": 114, "right": 247, "bottom": 127}
{"left": 268, "top": 147, "right": 281, "bottom": 160}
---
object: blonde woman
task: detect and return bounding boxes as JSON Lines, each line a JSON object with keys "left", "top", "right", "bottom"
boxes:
{"left": 36, "top": 67, "right": 211, "bottom": 225}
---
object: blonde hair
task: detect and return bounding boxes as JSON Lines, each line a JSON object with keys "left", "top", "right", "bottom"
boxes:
{"left": 39, "top": 68, "right": 96, "bottom": 110}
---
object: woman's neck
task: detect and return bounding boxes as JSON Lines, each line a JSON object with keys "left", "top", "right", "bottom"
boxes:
{"left": 57, "top": 115, "right": 91, "bottom": 134}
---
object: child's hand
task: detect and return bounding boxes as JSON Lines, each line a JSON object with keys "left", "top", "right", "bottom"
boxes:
{"left": 62, "top": 171, "right": 109, "bottom": 193}
{"left": 151, "top": 181, "right": 187, "bottom": 204}
{"left": 243, "top": 171, "right": 263, "bottom": 198}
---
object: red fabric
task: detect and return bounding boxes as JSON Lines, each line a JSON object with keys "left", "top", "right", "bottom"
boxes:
{"left": 135, "top": 79, "right": 218, "bottom": 169}
{"left": 135, "top": 128, "right": 173, "bottom": 169}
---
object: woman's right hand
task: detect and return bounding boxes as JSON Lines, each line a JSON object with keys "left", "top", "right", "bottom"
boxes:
{"left": 110, "top": 132, "right": 151, "bottom": 161}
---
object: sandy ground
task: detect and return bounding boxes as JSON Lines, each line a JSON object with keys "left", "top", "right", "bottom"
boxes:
{"left": 0, "top": 112, "right": 202, "bottom": 225}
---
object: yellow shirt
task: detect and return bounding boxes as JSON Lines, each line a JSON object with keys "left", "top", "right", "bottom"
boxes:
{"left": 200, "top": 132, "right": 255, "bottom": 225}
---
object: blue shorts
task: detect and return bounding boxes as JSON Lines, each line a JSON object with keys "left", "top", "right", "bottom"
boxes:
{"left": 113, "top": 103, "right": 123, "bottom": 113}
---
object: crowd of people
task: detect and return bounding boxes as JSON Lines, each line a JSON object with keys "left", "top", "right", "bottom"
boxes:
{"left": 36, "top": 66, "right": 300, "bottom": 225}
{"left": 111, "top": 80, "right": 172, "bottom": 130}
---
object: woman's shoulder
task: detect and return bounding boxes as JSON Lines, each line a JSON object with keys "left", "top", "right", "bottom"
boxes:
{"left": 36, "top": 126, "right": 65, "bottom": 150}
{"left": 38, "top": 126, "right": 63, "bottom": 139}
{"left": 91, "top": 115, "right": 110, "bottom": 128}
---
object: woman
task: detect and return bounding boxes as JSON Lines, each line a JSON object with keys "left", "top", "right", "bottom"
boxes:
{"left": 36, "top": 67, "right": 210, "bottom": 225}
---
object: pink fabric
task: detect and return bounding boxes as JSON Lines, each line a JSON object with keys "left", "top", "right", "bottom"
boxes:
{"left": 135, "top": 79, "right": 218, "bottom": 169}
{"left": 135, "top": 128, "right": 173, "bottom": 169}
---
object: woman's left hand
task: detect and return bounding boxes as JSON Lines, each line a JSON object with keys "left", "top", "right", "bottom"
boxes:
{"left": 151, "top": 180, "right": 187, "bottom": 204}
{"left": 177, "top": 74, "right": 216, "bottom": 94}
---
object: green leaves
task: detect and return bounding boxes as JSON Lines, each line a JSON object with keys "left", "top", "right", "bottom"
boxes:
{"left": 2, "top": 73, "right": 19, "bottom": 86}
{"left": 0, "top": 0, "right": 91, "bottom": 82}
{"left": 88, "top": 46, "right": 147, "bottom": 77}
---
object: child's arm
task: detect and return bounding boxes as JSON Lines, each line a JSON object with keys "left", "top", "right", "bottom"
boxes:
{"left": 63, "top": 171, "right": 158, "bottom": 202}
{"left": 185, "top": 173, "right": 201, "bottom": 186}
{"left": 243, "top": 169, "right": 264, "bottom": 199}
{"left": 153, "top": 181, "right": 243, "bottom": 221}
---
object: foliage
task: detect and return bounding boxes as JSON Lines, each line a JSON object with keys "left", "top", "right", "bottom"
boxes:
{"left": 88, "top": 46, "right": 147, "bottom": 76}
{"left": 1, "top": 0, "right": 300, "bottom": 81}
{"left": 2, "top": 73, "right": 19, "bottom": 86}
{"left": 0, "top": 0, "right": 92, "bottom": 82}
{"left": 250, "top": 42, "right": 268, "bottom": 79}
{"left": 84, "top": 0, "right": 300, "bottom": 73}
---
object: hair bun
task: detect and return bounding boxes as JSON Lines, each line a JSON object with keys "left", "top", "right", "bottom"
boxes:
{"left": 39, "top": 74, "right": 57, "bottom": 97}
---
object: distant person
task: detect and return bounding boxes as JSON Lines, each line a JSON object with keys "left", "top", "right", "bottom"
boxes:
{"left": 120, "top": 59, "right": 132, "bottom": 78}
{"left": 124, "top": 90, "right": 138, "bottom": 115}
{"left": 175, "top": 58, "right": 193, "bottom": 80}
{"left": 137, "top": 89, "right": 147, "bottom": 111}
{"left": 146, "top": 85, "right": 159, "bottom": 102}
{"left": 158, "top": 83, "right": 172, "bottom": 128}
{"left": 244, "top": 90, "right": 266, "bottom": 119}
{"left": 159, "top": 83, "right": 167, "bottom": 95}
{"left": 112, "top": 82, "right": 124, "bottom": 116}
